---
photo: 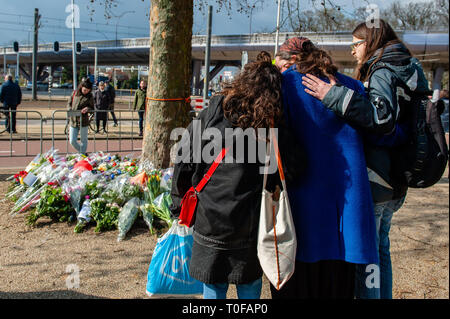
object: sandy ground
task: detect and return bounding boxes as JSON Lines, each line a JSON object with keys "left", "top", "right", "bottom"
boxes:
{"left": 0, "top": 171, "right": 448, "bottom": 299}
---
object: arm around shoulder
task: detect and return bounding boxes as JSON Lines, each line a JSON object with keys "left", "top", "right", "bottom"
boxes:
{"left": 322, "top": 70, "right": 397, "bottom": 135}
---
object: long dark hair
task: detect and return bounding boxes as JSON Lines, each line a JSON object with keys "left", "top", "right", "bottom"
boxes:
{"left": 75, "top": 78, "right": 93, "bottom": 96}
{"left": 352, "top": 19, "right": 411, "bottom": 81}
{"left": 222, "top": 60, "right": 283, "bottom": 130}
{"left": 294, "top": 41, "right": 338, "bottom": 79}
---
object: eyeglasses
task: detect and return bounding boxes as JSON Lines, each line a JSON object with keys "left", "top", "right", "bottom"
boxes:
{"left": 350, "top": 40, "right": 365, "bottom": 51}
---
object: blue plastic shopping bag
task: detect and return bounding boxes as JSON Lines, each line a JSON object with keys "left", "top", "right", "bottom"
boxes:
{"left": 146, "top": 223, "right": 203, "bottom": 297}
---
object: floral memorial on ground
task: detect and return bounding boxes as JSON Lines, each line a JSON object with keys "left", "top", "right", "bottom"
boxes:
{"left": 4, "top": 149, "right": 174, "bottom": 241}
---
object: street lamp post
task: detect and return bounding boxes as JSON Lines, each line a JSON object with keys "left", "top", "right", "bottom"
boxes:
{"left": 15, "top": 51, "right": 19, "bottom": 83}
{"left": 71, "top": 0, "right": 77, "bottom": 90}
{"left": 3, "top": 47, "right": 6, "bottom": 76}
{"left": 274, "top": 0, "right": 282, "bottom": 56}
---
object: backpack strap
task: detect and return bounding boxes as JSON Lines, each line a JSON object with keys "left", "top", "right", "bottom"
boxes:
{"left": 366, "top": 62, "right": 398, "bottom": 91}
{"left": 412, "top": 100, "right": 428, "bottom": 175}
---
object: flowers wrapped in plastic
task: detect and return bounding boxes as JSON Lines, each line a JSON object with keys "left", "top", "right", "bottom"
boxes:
{"left": 6, "top": 147, "right": 180, "bottom": 242}
{"left": 117, "top": 197, "right": 141, "bottom": 241}
{"left": 151, "top": 192, "right": 174, "bottom": 228}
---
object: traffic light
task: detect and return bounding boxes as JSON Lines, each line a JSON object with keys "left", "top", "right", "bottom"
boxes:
{"left": 13, "top": 41, "right": 19, "bottom": 52}
{"left": 53, "top": 41, "right": 59, "bottom": 52}
{"left": 76, "top": 42, "right": 82, "bottom": 54}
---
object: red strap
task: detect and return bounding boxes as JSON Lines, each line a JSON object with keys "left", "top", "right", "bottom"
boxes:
{"left": 195, "top": 147, "right": 228, "bottom": 193}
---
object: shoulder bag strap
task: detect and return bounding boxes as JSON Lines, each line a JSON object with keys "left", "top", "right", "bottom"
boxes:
{"left": 262, "top": 127, "right": 287, "bottom": 191}
{"left": 194, "top": 147, "right": 228, "bottom": 193}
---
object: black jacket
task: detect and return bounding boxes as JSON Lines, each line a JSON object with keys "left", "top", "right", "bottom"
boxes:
{"left": 105, "top": 85, "right": 115, "bottom": 105}
{"left": 0, "top": 80, "right": 22, "bottom": 107}
{"left": 94, "top": 89, "right": 111, "bottom": 121}
{"left": 170, "top": 94, "right": 306, "bottom": 283}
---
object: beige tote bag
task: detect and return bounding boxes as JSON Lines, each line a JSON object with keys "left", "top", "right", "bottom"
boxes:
{"left": 257, "top": 128, "right": 297, "bottom": 290}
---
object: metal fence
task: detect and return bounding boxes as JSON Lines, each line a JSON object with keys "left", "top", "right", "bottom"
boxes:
{"left": 0, "top": 110, "right": 43, "bottom": 157}
{"left": 0, "top": 109, "right": 144, "bottom": 157}
{"left": 51, "top": 109, "right": 142, "bottom": 155}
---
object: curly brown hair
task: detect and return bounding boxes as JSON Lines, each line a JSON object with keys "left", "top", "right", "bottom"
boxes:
{"left": 256, "top": 50, "right": 272, "bottom": 63}
{"left": 295, "top": 41, "right": 337, "bottom": 78}
{"left": 222, "top": 60, "right": 283, "bottom": 130}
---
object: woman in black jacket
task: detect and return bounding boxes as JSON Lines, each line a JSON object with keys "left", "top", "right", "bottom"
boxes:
{"left": 170, "top": 58, "right": 305, "bottom": 299}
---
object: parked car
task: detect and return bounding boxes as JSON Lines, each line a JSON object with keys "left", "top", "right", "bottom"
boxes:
{"left": 60, "top": 83, "right": 73, "bottom": 89}
{"left": 26, "top": 81, "right": 49, "bottom": 91}
{"left": 52, "top": 82, "right": 62, "bottom": 88}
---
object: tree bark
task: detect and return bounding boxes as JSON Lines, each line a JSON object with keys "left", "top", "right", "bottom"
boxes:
{"left": 143, "top": 0, "right": 193, "bottom": 168}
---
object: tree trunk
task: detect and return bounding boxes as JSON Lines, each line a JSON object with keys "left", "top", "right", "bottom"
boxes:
{"left": 143, "top": 0, "right": 193, "bottom": 168}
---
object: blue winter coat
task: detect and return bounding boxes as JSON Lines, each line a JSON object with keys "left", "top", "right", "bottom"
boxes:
{"left": 0, "top": 80, "right": 22, "bottom": 107}
{"left": 282, "top": 66, "right": 378, "bottom": 264}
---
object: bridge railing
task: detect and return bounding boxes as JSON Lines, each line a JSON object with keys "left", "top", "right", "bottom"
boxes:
{"left": 4, "top": 30, "right": 450, "bottom": 55}
{"left": 0, "top": 31, "right": 364, "bottom": 54}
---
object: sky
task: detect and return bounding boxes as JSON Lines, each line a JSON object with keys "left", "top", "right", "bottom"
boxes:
{"left": 0, "top": 0, "right": 428, "bottom": 47}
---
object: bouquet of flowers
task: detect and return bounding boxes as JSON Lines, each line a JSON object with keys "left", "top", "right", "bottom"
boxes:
{"left": 27, "top": 183, "right": 74, "bottom": 225}
{"left": 141, "top": 200, "right": 154, "bottom": 235}
{"left": 117, "top": 197, "right": 141, "bottom": 241}
{"left": 151, "top": 192, "right": 174, "bottom": 228}
{"left": 74, "top": 196, "right": 92, "bottom": 233}
{"left": 90, "top": 198, "right": 120, "bottom": 232}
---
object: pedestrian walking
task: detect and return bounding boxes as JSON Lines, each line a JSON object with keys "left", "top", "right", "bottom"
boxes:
{"left": 0, "top": 74, "right": 22, "bottom": 133}
{"left": 105, "top": 80, "right": 118, "bottom": 127}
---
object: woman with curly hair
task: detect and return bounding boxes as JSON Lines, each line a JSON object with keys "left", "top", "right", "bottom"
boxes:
{"left": 272, "top": 37, "right": 379, "bottom": 299}
{"left": 170, "top": 56, "right": 305, "bottom": 299}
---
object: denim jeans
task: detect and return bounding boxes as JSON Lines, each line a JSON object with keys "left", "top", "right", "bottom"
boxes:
{"left": 354, "top": 196, "right": 406, "bottom": 299}
{"left": 69, "top": 125, "right": 88, "bottom": 154}
{"left": 203, "top": 277, "right": 262, "bottom": 299}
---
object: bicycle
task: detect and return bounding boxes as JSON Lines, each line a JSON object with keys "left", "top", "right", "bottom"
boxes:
{"left": 64, "top": 112, "right": 97, "bottom": 135}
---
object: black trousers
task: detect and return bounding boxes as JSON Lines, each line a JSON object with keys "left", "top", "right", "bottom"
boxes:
{"left": 3, "top": 105, "right": 17, "bottom": 132}
{"left": 96, "top": 119, "right": 107, "bottom": 131}
{"left": 270, "top": 260, "right": 355, "bottom": 299}
{"left": 109, "top": 104, "right": 117, "bottom": 124}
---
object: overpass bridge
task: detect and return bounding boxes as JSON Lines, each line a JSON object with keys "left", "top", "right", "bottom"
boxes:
{"left": 1, "top": 31, "right": 448, "bottom": 91}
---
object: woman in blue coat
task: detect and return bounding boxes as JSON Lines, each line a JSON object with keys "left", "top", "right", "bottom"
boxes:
{"left": 272, "top": 37, "right": 378, "bottom": 298}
